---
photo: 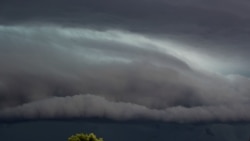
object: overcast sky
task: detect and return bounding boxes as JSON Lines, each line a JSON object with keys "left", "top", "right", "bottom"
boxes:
{"left": 1, "top": 0, "right": 250, "bottom": 123}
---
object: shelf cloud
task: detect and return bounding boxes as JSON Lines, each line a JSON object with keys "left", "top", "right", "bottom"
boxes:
{"left": 1, "top": 0, "right": 250, "bottom": 122}
{"left": 0, "top": 25, "right": 250, "bottom": 122}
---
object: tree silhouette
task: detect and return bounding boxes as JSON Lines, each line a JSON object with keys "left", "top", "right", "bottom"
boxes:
{"left": 68, "top": 132, "right": 103, "bottom": 141}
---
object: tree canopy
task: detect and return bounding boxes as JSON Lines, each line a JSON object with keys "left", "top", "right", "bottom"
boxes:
{"left": 68, "top": 132, "right": 103, "bottom": 141}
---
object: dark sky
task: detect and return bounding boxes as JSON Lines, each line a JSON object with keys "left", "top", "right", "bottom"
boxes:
{"left": 0, "top": 0, "right": 250, "bottom": 123}
{"left": 1, "top": 120, "right": 250, "bottom": 141}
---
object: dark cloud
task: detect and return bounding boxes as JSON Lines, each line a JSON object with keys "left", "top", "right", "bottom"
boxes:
{"left": 1, "top": 0, "right": 250, "bottom": 73}
{"left": 1, "top": 0, "right": 250, "bottom": 34}
{"left": 1, "top": 0, "right": 250, "bottom": 122}
{"left": 0, "top": 25, "right": 250, "bottom": 122}
{"left": 1, "top": 94, "right": 250, "bottom": 122}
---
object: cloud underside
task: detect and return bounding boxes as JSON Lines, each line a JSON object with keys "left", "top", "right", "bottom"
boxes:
{"left": 1, "top": 94, "right": 250, "bottom": 122}
{"left": 0, "top": 25, "right": 250, "bottom": 122}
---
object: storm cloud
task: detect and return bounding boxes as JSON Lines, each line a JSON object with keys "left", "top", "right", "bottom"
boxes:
{"left": 1, "top": 0, "right": 250, "bottom": 72}
{"left": 2, "top": 94, "right": 250, "bottom": 122}
{"left": 0, "top": 25, "right": 250, "bottom": 122}
{"left": 1, "top": 0, "right": 250, "bottom": 122}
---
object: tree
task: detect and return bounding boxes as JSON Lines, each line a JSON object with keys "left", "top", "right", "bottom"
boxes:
{"left": 68, "top": 132, "right": 103, "bottom": 141}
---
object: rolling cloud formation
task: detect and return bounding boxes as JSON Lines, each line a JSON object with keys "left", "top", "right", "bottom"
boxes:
{"left": 0, "top": 25, "right": 250, "bottom": 122}
{"left": 1, "top": 0, "right": 250, "bottom": 122}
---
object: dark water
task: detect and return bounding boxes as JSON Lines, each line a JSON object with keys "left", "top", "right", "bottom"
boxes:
{"left": 1, "top": 119, "right": 250, "bottom": 141}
